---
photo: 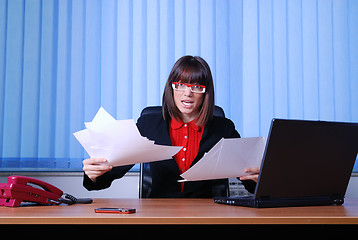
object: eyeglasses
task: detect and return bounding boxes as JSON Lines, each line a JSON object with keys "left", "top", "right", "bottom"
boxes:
{"left": 172, "top": 82, "right": 206, "bottom": 94}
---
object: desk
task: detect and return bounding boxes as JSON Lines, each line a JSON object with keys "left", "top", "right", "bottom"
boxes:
{"left": 0, "top": 198, "right": 358, "bottom": 225}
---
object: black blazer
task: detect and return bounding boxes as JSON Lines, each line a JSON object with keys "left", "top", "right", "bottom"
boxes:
{"left": 83, "top": 112, "right": 256, "bottom": 198}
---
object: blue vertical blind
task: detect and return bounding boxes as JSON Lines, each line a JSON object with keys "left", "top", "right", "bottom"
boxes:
{"left": 0, "top": 0, "right": 357, "bottom": 171}
{"left": 243, "top": 0, "right": 358, "bottom": 137}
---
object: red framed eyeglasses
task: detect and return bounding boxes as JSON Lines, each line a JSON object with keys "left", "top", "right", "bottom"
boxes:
{"left": 172, "top": 82, "right": 206, "bottom": 93}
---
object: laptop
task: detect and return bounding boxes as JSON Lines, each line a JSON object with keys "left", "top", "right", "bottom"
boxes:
{"left": 214, "top": 119, "right": 358, "bottom": 208}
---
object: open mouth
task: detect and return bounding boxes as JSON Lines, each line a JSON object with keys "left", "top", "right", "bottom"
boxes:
{"left": 181, "top": 100, "right": 194, "bottom": 108}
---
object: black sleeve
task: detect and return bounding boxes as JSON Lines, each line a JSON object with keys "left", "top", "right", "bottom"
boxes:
{"left": 83, "top": 164, "right": 134, "bottom": 191}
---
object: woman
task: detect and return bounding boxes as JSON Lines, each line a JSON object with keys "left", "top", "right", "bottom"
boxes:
{"left": 83, "top": 55, "right": 260, "bottom": 198}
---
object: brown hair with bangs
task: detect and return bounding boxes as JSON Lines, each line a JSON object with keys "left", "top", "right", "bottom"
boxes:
{"left": 162, "top": 55, "right": 215, "bottom": 127}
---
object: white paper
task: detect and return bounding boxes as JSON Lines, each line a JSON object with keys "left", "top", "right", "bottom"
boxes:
{"left": 73, "top": 107, "right": 182, "bottom": 167}
{"left": 179, "top": 137, "right": 266, "bottom": 181}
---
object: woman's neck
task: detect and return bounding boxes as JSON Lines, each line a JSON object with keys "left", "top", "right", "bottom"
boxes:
{"left": 180, "top": 112, "right": 199, "bottom": 123}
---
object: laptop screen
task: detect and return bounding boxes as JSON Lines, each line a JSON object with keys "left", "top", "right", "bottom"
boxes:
{"left": 254, "top": 119, "right": 358, "bottom": 200}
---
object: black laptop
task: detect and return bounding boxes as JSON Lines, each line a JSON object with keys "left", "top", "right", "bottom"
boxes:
{"left": 214, "top": 119, "right": 358, "bottom": 208}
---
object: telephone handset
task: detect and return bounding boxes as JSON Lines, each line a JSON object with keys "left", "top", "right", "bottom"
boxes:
{"left": 0, "top": 175, "right": 92, "bottom": 207}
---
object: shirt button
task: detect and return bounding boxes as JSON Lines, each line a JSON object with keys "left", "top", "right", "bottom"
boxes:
{"left": 182, "top": 158, "right": 185, "bottom": 161}
{"left": 184, "top": 124, "right": 187, "bottom": 127}
{"left": 183, "top": 148, "right": 187, "bottom": 151}
{"left": 184, "top": 136, "right": 187, "bottom": 139}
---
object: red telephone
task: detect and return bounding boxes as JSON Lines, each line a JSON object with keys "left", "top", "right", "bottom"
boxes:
{"left": 0, "top": 175, "right": 92, "bottom": 207}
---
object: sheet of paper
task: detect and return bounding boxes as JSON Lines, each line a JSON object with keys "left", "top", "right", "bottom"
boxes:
{"left": 73, "top": 107, "right": 182, "bottom": 167}
{"left": 180, "top": 137, "right": 266, "bottom": 181}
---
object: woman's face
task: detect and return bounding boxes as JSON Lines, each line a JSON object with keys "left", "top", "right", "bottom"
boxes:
{"left": 173, "top": 84, "right": 204, "bottom": 123}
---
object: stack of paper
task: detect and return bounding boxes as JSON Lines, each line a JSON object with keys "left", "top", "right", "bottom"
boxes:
{"left": 73, "top": 107, "right": 182, "bottom": 167}
{"left": 180, "top": 137, "right": 266, "bottom": 181}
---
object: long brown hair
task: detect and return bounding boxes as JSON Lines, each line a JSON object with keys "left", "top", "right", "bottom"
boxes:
{"left": 162, "top": 55, "right": 215, "bottom": 127}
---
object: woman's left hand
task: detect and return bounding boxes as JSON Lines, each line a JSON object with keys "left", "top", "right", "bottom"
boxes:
{"left": 239, "top": 167, "right": 260, "bottom": 182}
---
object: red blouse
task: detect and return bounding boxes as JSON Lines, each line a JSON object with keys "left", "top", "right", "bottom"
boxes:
{"left": 169, "top": 118, "right": 204, "bottom": 191}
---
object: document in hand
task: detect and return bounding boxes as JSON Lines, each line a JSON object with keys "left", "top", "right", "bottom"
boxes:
{"left": 180, "top": 137, "right": 266, "bottom": 181}
{"left": 73, "top": 107, "right": 182, "bottom": 167}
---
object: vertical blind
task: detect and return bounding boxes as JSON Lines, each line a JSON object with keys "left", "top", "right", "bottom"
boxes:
{"left": 0, "top": 0, "right": 357, "bottom": 171}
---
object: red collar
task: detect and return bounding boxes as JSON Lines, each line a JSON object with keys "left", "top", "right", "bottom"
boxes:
{"left": 170, "top": 118, "right": 202, "bottom": 132}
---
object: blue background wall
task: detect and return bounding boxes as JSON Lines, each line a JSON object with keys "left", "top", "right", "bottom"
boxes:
{"left": 0, "top": 0, "right": 357, "bottom": 171}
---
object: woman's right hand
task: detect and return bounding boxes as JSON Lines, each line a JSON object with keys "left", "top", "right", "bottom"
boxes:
{"left": 83, "top": 158, "right": 113, "bottom": 182}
